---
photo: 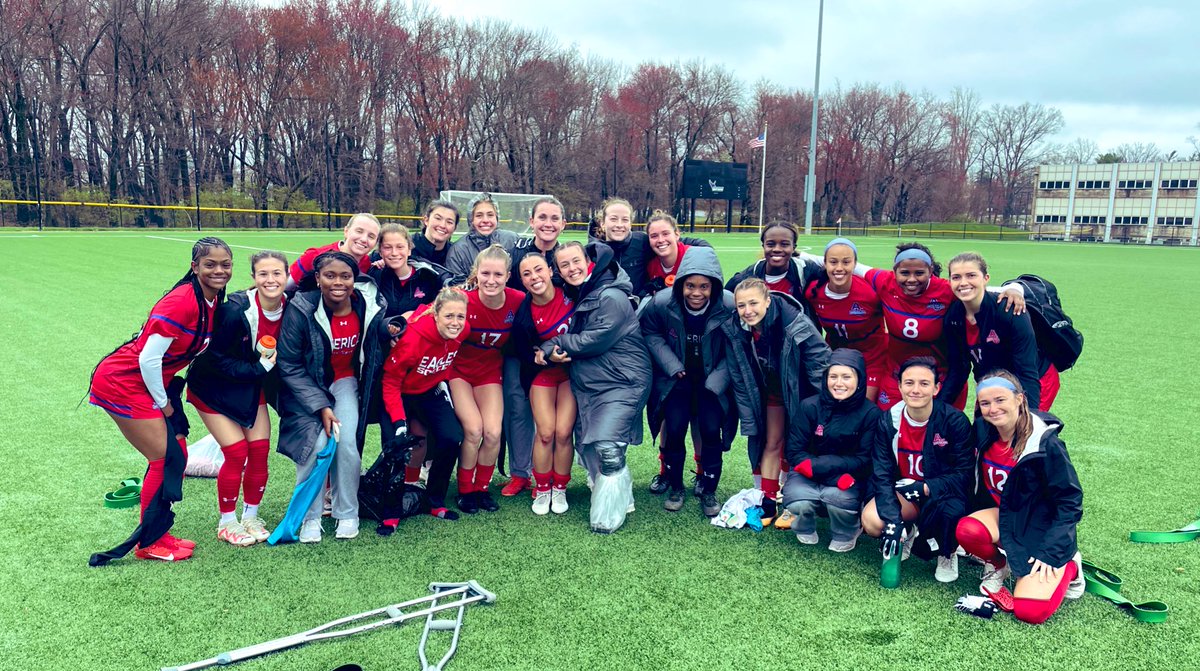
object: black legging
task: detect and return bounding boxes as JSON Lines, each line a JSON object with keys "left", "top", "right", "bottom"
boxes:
{"left": 661, "top": 374, "right": 724, "bottom": 493}
{"left": 381, "top": 388, "right": 464, "bottom": 509}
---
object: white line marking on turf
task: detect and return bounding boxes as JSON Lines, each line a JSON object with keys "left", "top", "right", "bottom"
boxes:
{"left": 146, "top": 235, "right": 303, "bottom": 256}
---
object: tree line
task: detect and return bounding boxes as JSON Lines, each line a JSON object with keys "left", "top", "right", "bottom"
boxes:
{"left": 2, "top": 0, "right": 1193, "bottom": 228}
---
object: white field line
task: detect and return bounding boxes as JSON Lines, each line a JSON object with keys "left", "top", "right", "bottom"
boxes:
{"left": 145, "top": 235, "right": 304, "bottom": 255}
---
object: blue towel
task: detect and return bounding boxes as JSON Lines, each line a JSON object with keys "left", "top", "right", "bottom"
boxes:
{"left": 269, "top": 435, "right": 338, "bottom": 545}
{"left": 744, "top": 506, "right": 764, "bottom": 532}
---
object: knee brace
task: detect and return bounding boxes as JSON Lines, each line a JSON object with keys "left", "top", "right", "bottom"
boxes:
{"left": 593, "top": 441, "right": 628, "bottom": 476}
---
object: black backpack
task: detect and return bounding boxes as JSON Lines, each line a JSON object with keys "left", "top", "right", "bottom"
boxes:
{"left": 1007, "top": 274, "right": 1083, "bottom": 371}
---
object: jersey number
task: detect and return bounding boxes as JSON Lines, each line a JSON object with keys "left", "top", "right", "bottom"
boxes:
{"left": 555, "top": 322, "right": 570, "bottom": 336}
{"left": 902, "top": 318, "right": 920, "bottom": 339}
{"left": 480, "top": 332, "right": 502, "bottom": 347}
{"left": 906, "top": 453, "right": 925, "bottom": 478}
{"left": 969, "top": 347, "right": 983, "bottom": 364}
{"left": 832, "top": 323, "right": 849, "bottom": 339}
{"left": 986, "top": 465, "right": 1008, "bottom": 492}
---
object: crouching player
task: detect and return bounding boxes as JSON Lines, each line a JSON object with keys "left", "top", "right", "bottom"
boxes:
{"left": 862, "top": 357, "right": 972, "bottom": 584}
{"left": 956, "top": 371, "right": 1084, "bottom": 622}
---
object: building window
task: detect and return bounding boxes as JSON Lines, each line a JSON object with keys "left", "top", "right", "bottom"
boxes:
{"left": 1118, "top": 180, "right": 1151, "bottom": 189}
{"left": 1161, "top": 179, "right": 1198, "bottom": 189}
{"left": 1035, "top": 215, "right": 1067, "bottom": 224}
{"left": 1039, "top": 180, "right": 1070, "bottom": 190}
{"left": 1157, "top": 217, "right": 1195, "bottom": 227}
{"left": 1114, "top": 216, "right": 1149, "bottom": 225}
{"left": 1077, "top": 180, "right": 1110, "bottom": 189}
{"left": 1073, "top": 215, "right": 1106, "bottom": 224}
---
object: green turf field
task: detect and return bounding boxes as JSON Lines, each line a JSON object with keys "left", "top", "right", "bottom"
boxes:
{"left": 2, "top": 230, "right": 1198, "bottom": 671}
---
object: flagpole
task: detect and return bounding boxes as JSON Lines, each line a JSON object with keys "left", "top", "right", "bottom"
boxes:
{"left": 803, "top": 0, "right": 824, "bottom": 235}
{"left": 757, "top": 122, "right": 768, "bottom": 235}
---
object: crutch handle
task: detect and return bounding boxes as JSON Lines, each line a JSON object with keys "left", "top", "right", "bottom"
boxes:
{"left": 427, "top": 580, "right": 496, "bottom": 604}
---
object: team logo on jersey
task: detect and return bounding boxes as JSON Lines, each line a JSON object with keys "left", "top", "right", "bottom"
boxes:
{"left": 932, "top": 433, "right": 948, "bottom": 447}
{"left": 926, "top": 299, "right": 946, "bottom": 312}
{"left": 815, "top": 424, "right": 824, "bottom": 436}
{"left": 504, "top": 310, "right": 515, "bottom": 324}
{"left": 849, "top": 303, "right": 866, "bottom": 316}
{"left": 416, "top": 351, "right": 457, "bottom": 375}
{"left": 986, "top": 329, "right": 1000, "bottom": 344}
{"left": 414, "top": 288, "right": 426, "bottom": 299}
{"left": 667, "top": 328, "right": 678, "bottom": 341}
{"left": 878, "top": 391, "right": 890, "bottom": 405}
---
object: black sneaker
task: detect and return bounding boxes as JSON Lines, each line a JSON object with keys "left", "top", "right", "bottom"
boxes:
{"left": 475, "top": 490, "right": 500, "bottom": 512}
{"left": 664, "top": 488, "right": 685, "bottom": 512}
{"left": 456, "top": 492, "right": 479, "bottom": 514}
{"left": 648, "top": 473, "right": 668, "bottom": 495}
{"left": 761, "top": 498, "right": 778, "bottom": 522}
{"left": 692, "top": 475, "right": 703, "bottom": 497}
{"left": 700, "top": 492, "right": 720, "bottom": 517}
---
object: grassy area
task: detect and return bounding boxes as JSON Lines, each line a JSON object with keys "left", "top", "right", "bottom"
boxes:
{"left": 2, "top": 230, "right": 1198, "bottom": 671}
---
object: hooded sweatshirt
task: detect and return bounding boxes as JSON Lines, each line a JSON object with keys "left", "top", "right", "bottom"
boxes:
{"left": 785, "top": 348, "right": 882, "bottom": 488}
{"left": 381, "top": 309, "right": 471, "bottom": 420}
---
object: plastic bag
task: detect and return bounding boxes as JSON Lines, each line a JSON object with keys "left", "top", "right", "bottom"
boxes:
{"left": 710, "top": 488, "right": 765, "bottom": 529}
{"left": 184, "top": 434, "right": 224, "bottom": 478}
{"left": 590, "top": 466, "right": 633, "bottom": 534}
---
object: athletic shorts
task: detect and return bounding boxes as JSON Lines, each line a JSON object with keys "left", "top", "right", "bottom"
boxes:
{"left": 186, "top": 389, "right": 266, "bottom": 415}
{"left": 765, "top": 391, "right": 785, "bottom": 408}
{"left": 1039, "top": 364, "right": 1061, "bottom": 412}
{"left": 89, "top": 370, "right": 161, "bottom": 420}
{"left": 531, "top": 366, "right": 570, "bottom": 388}
{"left": 449, "top": 368, "right": 503, "bottom": 387}
{"left": 865, "top": 363, "right": 889, "bottom": 389}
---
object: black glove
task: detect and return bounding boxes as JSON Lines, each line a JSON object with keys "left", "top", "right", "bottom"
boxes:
{"left": 954, "top": 595, "right": 997, "bottom": 619}
{"left": 394, "top": 420, "right": 409, "bottom": 442}
{"left": 880, "top": 519, "right": 904, "bottom": 559}
{"left": 894, "top": 478, "right": 926, "bottom": 506}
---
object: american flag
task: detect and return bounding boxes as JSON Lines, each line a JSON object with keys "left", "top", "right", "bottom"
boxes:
{"left": 748, "top": 131, "right": 766, "bottom": 149}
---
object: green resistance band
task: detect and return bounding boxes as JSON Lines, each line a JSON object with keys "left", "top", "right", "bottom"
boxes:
{"left": 103, "top": 477, "right": 142, "bottom": 509}
{"left": 1129, "top": 514, "right": 1200, "bottom": 544}
{"left": 1081, "top": 560, "right": 1168, "bottom": 623}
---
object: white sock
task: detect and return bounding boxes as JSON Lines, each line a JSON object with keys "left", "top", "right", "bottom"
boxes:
{"left": 219, "top": 511, "right": 237, "bottom": 526}
{"left": 242, "top": 504, "right": 259, "bottom": 520}
{"left": 753, "top": 473, "right": 763, "bottom": 489}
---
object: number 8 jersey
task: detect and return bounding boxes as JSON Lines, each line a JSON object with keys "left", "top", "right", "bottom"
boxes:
{"left": 864, "top": 267, "right": 956, "bottom": 374}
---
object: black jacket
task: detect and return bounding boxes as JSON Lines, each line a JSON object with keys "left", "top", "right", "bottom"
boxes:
{"left": 973, "top": 412, "right": 1082, "bottom": 577}
{"left": 726, "top": 256, "right": 824, "bottom": 314}
{"left": 540, "top": 242, "right": 652, "bottom": 446}
{"left": 639, "top": 247, "right": 735, "bottom": 431}
{"left": 594, "top": 231, "right": 713, "bottom": 298}
{"left": 276, "top": 278, "right": 391, "bottom": 464}
{"left": 871, "top": 400, "right": 974, "bottom": 527}
{"left": 411, "top": 232, "right": 450, "bottom": 267}
{"left": 786, "top": 349, "right": 881, "bottom": 489}
{"left": 186, "top": 289, "right": 281, "bottom": 428}
{"left": 507, "top": 238, "right": 559, "bottom": 290}
{"left": 445, "top": 229, "right": 521, "bottom": 285}
{"left": 942, "top": 298, "right": 1046, "bottom": 410}
{"left": 718, "top": 291, "right": 831, "bottom": 465}
{"left": 369, "top": 259, "right": 445, "bottom": 321}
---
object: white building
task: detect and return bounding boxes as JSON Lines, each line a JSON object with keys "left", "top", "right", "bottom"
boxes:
{"left": 1031, "top": 161, "right": 1199, "bottom": 245}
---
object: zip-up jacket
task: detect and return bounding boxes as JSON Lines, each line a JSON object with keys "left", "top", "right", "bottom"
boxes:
{"left": 381, "top": 310, "right": 470, "bottom": 421}
{"left": 445, "top": 229, "right": 522, "bottom": 285}
{"left": 186, "top": 289, "right": 281, "bottom": 428}
{"left": 369, "top": 259, "right": 445, "bottom": 320}
{"left": 942, "top": 297, "right": 1046, "bottom": 410}
{"left": 726, "top": 256, "right": 824, "bottom": 315}
{"left": 871, "top": 400, "right": 974, "bottom": 527}
{"left": 411, "top": 232, "right": 450, "bottom": 267}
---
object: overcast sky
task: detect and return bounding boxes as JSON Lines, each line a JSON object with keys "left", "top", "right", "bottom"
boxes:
{"left": 434, "top": 0, "right": 1199, "bottom": 156}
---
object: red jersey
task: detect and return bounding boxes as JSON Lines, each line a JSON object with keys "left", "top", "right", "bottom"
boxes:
{"left": 289, "top": 240, "right": 372, "bottom": 284}
{"left": 98, "top": 284, "right": 217, "bottom": 381}
{"left": 530, "top": 289, "right": 575, "bottom": 343}
{"left": 452, "top": 287, "right": 525, "bottom": 382}
{"left": 329, "top": 311, "right": 360, "bottom": 381}
{"left": 865, "top": 268, "right": 954, "bottom": 372}
{"left": 982, "top": 439, "right": 1017, "bottom": 506}
{"left": 764, "top": 270, "right": 793, "bottom": 295}
{"left": 805, "top": 276, "right": 887, "bottom": 364}
{"left": 896, "top": 410, "right": 928, "bottom": 481}
{"left": 382, "top": 310, "right": 470, "bottom": 420}
{"left": 646, "top": 242, "right": 690, "bottom": 285}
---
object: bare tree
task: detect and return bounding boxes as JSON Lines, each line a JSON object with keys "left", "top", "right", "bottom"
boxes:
{"left": 977, "top": 102, "right": 1064, "bottom": 223}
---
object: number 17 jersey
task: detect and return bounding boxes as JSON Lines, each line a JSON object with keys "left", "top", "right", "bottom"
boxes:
{"left": 451, "top": 287, "right": 526, "bottom": 385}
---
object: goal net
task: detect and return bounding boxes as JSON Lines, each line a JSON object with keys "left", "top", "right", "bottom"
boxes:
{"left": 439, "top": 190, "right": 552, "bottom": 236}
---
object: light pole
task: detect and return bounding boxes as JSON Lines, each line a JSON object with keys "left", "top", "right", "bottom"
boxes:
{"left": 803, "top": 0, "right": 824, "bottom": 235}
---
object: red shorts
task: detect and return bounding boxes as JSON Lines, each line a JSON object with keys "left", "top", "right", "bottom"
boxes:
{"left": 766, "top": 391, "right": 785, "bottom": 408}
{"left": 532, "top": 366, "right": 570, "bottom": 388}
{"left": 1039, "top": 364, "right": 1061, "bottom": 411}
{"left": 449, "top": 368, "right": 503, "bottom": 387}
{"left": 865, "top": 363, "right": 888, "bottom": 389}
{"left": 89, "top": 372, "right": 162, "bottom": 420}
{"left": 187, "top": 389, "right": 267, "bottom": 415}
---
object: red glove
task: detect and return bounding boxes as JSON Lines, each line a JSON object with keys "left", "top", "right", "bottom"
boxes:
{"left": 793, "top": 460, "right": 814, "bottom": 478}
{"left": 836, "top": 474, "right": 855, "bottom": 490}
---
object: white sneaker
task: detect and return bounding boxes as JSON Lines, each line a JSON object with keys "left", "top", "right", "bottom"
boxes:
{"left": 980, "top": 561, "right": 1010, "bottom": 594}
{"left": 828, "top": 528, "right": 861, "bottom": 553}
{"left": 935, "top": 554, "right": 960, "bottom": 583}
{"left": 299, "top": 519, "right": 323, "bottom": 544}
{"left": 240, "top": 516, "right": 271, "bottom": 543}
{"left": 217, "top": 521, "right": 256, "bottom": 547}
{"left": 550, "top": 488, "right": 569, "bottom": 514}
{"left": 335, "top": 518, "right": 359, "bottom": 540}
{"left": 794, "top": 531, "right": 819, "bottom": 545}
{"left": 532, "top": 490, "right": 552, "bottom": 516}
{"left": 901, "top": 526, "right": 919, "bottom": 561}
{"left": 1066, "top": 552, "right": 1085, "bottom": 599}
{"left": 626, "top": 501, "right": 636, "bottom": 513}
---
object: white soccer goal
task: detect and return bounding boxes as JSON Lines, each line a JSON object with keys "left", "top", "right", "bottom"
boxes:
{"left": 439, "top": 190, "right": 553, "bottom": 235}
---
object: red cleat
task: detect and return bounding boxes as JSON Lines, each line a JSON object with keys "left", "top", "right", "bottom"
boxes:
{"left": 983, "top": 586, "right": 1015, "bottom": 612}
{"left": 135, "top": 540, "right": 193, "bottom": 562}
{"left": 160, "top": 533, "right": 196, "bottom": 550}
{"left": 500, "top": 476, "right": 530, "bottom": 497}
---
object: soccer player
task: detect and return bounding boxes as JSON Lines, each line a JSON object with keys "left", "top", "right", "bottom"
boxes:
{"left": 370, "top": 224, "right": 445, "bottom": 323}
{"left": 639, "top": 247, "right": 735, "bottom": 517}
{"left": 719, "top": 278, "right": 832, "bottom": 522}
{"left": 726, "top": 222, "right": 823, "bottom": 312}
{"left": 448, "top": 245, "right": 525, "bottom": 513}
{"left": 642, "top": 212, "right": 693, "bottom": 295}
{"left": 411, "top": 200, "right": 460, "bottom": 267}
{"left": 286, "top": 213, "right": 380, "bottom": 291}
{"left": 276, "top": 251, "right": 391, "bottom": 543}
{"left": 592, "top": 197, "right": 712, "bottom": 299}
{"left": 956, "top": 371, "right": 1084, "bottom": 622}
{"left": 186, "top": 250, "right": 288, "bottom": 546}
{"left": 444, "top": 193, "right": 522, "bottom": 284}
{"left": 509, "top": 253, "right": 577, "bottom": 515}
{"left": 538, "top": 241, "right": 652, "bottom": 533}
{"left": 854, "top": 242, "right": 1024, "bottom": 410}
{"left": 783, "top": 349, "right": 881, "bottom": 552}
{"left": 804, "top": 238, "right": 888, "bottom": 402}
{"left": 862, "top": 357, "right": 973, "bottom": 584}
{"left": 942, "top": 252, "right": 1057, "bottom": 411}
{"left": 381, "top": 288, "right": 472, "bottom": 523}
{"left": 89, "top": 237, "right": 232, "bottom": 562}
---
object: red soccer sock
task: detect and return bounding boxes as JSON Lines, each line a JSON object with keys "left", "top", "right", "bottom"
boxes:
{"left": 1012, "top": 561, "right": 1078, "bottom": 625}
{"left": 242, "top": 439, "right": 270, "bottom": 506}
{"left": 761, "top": 477, "right": 779, "bottom": 502}
{"left": 552, "top": 471, "right": 571, "bottom": 491}
{"left": 693, "top": 454, "right": 703, "bottom": 477}
{"left": 404, "top": 465, "right": 422, "bottom": 485}
{"left": 533, "top": 471, "right": 553, "bottom": 493}
{"left": 140, "top": 458, "right": 165, "bottom": 520}
{"left": 217, "top": 440, "right": 249, "bottom": 514}
{"left": 657, "top": 452, "right": 665, "bottom": 476}
{"left": 457, "top": 467, "right": 476, "bottom": 494}
{"left": 956, "top": 516, "right": 1002, "bottom": 564}
{"left": 475, "top": 464, "right": 495, "bottom": 492}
